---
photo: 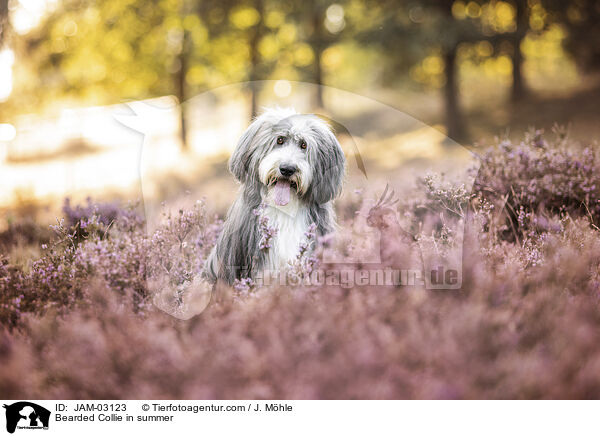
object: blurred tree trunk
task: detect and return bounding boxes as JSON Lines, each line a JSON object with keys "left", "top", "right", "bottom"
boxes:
{"left": 441, "top": 1, "right": 467, "bottom": 142}
{"left": 511, "top": 0, "right": 528, "bottom": 102}
{"left": 175, "top": 28, "right": 190, "bottom": 150}
{"left": 443, "top": 45, "right": 467, "bottom": 142}
{"left": 312, "top": 7, "right": 325, "bottom": 109}
{"left": 248, "top": 0, "right": 264, "bottom": 119}
{"left": 0, "top": 0, "right": 9, "bottom": 122}
{"left": 0, "top": 0, "right": 7, "bottom": 47}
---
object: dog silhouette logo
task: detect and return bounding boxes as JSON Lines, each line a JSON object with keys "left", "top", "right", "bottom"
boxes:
{"left": 3, "top": 402, "right": 50, "bottom": 433}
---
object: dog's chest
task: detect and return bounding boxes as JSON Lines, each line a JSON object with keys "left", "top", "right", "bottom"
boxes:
{"left": 262, "top": 200, "right": 310, "bottom": 271}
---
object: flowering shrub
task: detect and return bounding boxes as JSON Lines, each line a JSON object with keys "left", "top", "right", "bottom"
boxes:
{"left": 62, "top": 197, "right": 139, "bottom": 245}
{"left": 1, "top": 130, "right": 600, "bottom": 399}
{"left": 473, "top": 128, "right": 600, "bottom": 240}
{"left": 0, "top": 199, "right": 221, "bottom": 328}
{"left": 147, "top": 202, "right": 221, "bottom": 317}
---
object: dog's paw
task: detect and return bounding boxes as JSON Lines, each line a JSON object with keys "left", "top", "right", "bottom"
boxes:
{"left": 151, "top": 275, "right": 213, "bottom": 320}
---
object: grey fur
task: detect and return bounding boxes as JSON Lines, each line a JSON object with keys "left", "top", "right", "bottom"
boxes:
{"left": 203, "top": 108, "right": 346, "bottom": 285}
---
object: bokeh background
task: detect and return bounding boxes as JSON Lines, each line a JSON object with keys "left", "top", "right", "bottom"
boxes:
{"left": 0, "top": 0, "right": 599, "bottom": 219}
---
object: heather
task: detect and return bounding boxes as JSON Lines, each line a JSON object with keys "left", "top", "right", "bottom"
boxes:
{"left": 473, "top": 128, "right": 600, "bottom": 240}
{"left": 2, "top": 131, "right": 600, "bottom": 399}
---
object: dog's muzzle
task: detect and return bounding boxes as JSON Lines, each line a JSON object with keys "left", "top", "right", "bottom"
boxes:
{"left": 267, "top": 164, "right": 300, "bottom": 206}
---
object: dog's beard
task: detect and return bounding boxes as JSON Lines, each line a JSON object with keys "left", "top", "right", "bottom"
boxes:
{"left": 266, "top": 175, "right": 300, "bottom": 206}
{"left": 259, "top": 147, "right": 311, "bottom": 206}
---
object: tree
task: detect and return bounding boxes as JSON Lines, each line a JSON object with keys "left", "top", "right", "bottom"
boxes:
{"left": 301, "top": 0, "right": 342, "bottom": 109}
{"left": 12, "top": 0, "right": 177, "bottom": 110}
{"left": 248, "top": 0, "right": 265, "bottom": 118}
{"left": 9, "top": 0, "right": 246, "bottom": 147}
{"left": 356, "top": 0, "right": 542, "bottom": 141}
{"left": 510, "top": 0, "right": 529, "bottom": 102}
{"left": 356, "top": 0, "right": 478, "bottom": 141}
{"left": 439, "top": 0, "right": 469, "bottom": 141}
{"left": 309, "top": 2, "right": 326, "bottom": 108}
{"left": 224, "top": 0, "right": 282, "bottom": 118}
{"left": 543, "top": 0, "right": 600, "bottom": 72}
{"left": 174, "top": 1, "right": 193, "bottom": 149}
{"left": 0, "top": 0, "right": 8, "bottom": 47}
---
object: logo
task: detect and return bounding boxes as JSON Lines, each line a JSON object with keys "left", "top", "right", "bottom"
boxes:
{"left": 3, "top": 402, "right": 50, "bottom": 434}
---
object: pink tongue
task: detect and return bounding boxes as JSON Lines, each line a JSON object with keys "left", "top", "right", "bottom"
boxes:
{"left": 273, "top": 179, "right": 291, "bottom": 206}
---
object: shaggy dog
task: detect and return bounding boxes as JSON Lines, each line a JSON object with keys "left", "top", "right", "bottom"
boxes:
{"left": 203, "top": 107, "right": 345, "bottom": 285}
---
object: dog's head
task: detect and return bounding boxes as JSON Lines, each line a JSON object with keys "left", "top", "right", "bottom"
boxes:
{"left": 229, "top": 107, "right": 345, "bottom": 205}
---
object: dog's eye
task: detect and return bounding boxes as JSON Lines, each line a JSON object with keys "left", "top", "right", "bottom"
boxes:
{"left": 276, "top": 136, "right": 285, "bottom": 145}
{"left": 300, "top": 140, "right": 307, "bottom": 150}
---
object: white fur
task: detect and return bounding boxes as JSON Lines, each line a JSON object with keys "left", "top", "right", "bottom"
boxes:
{"left": 258, "top": 144, "right": 313, "bottom": 195}
{"left": 258, "top": 127, "right": 314, "bottom": 274}
{"left": 261, "top": 193, "right": 311, "bottom": 273}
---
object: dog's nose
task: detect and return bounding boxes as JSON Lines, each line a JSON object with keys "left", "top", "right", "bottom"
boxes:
{"left": 279, "top": 164, "right": 297, "bottom": 177}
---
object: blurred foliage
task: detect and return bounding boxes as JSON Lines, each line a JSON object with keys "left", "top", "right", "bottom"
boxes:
{"left": 0, "top": 0, "right": 599, "bottom": 139}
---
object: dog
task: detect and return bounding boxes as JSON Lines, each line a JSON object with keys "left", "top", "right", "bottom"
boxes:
{"left": 203, "top": 107, "right": 345, "bottom": 285}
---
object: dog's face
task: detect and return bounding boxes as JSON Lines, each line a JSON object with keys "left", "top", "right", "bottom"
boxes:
{"left": 229, "top": 108, "right": 345, "bottom": 205}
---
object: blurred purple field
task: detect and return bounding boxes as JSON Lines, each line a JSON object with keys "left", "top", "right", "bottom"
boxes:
{"left": 2, "top": 129, "right": 600, "bottom": 399}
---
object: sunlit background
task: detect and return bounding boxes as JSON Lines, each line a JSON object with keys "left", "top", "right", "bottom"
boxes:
{"left": 0, "top": 0, "right": 599, "bottom": 220}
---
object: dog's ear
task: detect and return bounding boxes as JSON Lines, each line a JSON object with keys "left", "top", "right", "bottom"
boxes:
{"left": 310, "top": 128, "right": 346, "bottom": 205}
{"left": 229, "top": 117, "right": 264, "bottom": 183}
